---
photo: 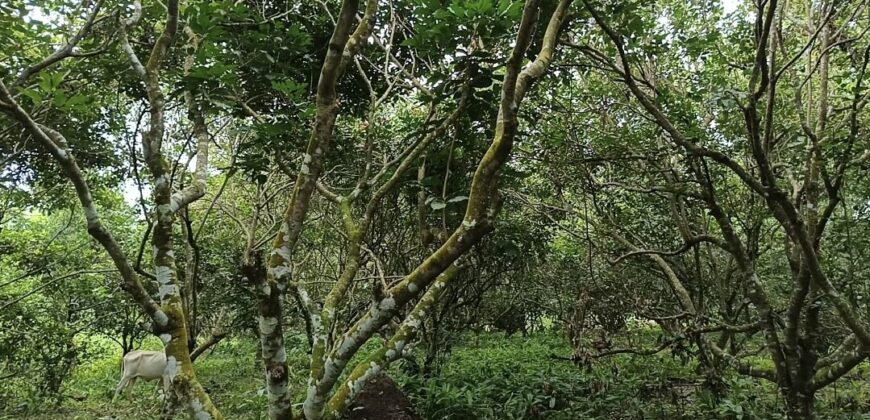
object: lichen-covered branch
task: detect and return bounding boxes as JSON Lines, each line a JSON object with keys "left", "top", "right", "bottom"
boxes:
{"left": 0, "top": 81, "right": 163, "bottom": 322}
{"left": 171, "top": 31, "right": 210, "bottom": 212}
{"left": 13, "top": 0, "right": 107, "bottom": 86}
{"left": 810, "top": 345, "right": 868, "bottom": 391}
{"left": 323, "top": 265, "right": 462, "bottom": 419}
{"left": 256, "top": 1, "right": 378, "bottom": 418}
{"left": 299, "top": 2, "right": 573, "bottom": 417}
{"left": 267, "top": 0, "right": 375, "bottom": 284}
{"left": 706, "top": 338, "right": 778, "bottom": 382}
{"left": 118, "top": 0, "right": 221, "bottom": 416}
{"left": 303, "top": 199, "right": 364, "bottom": 419}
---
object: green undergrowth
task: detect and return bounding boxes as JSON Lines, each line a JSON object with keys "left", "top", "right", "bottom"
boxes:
{"left": 393, "top": 333, "right": 870, "bottom": 419}
{"left": 7, "top": 332, "right": 870, "bottom": 419}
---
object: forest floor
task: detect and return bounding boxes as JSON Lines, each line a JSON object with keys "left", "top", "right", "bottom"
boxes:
{"left": 9, "top": 331, "right": 870, "bottom": 419}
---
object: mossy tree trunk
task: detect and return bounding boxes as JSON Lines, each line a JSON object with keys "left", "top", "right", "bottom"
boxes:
{"left": 1, "top": 0, "right": 223, "bottom": 416}
{"left": 297, "top": 1, "right": 574, "bottom": 418}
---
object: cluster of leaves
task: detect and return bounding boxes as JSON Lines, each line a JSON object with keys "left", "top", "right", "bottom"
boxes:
{"left": 0, "top": 193, "right": 147, "bottom": 410}
{"left": 395, "top": 332, "right": 870, "bottom": 419}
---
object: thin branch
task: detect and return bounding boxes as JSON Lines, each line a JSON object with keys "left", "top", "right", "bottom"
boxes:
{"left": 14, "top": 0, "right": 107, "bottom": 86}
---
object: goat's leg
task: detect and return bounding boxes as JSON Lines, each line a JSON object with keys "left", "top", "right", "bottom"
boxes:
{"left": 112, "top": 376, "right": 129, "bottom": 403}
{"left": 162, "top": 375, "right": 171, "bottom": 397}
{"left": 126, "top": 377, "right": 138, "bottom": 401}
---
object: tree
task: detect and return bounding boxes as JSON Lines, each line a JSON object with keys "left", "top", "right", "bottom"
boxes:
{"left": 526, "top": 0, "right": 870, "bottom": 417}
{"left": 1, "top": 0, "right": 575, "bottom": 418}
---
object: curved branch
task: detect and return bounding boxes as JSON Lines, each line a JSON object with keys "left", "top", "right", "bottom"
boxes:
{"left": 0, "top": 269, "right": 115, "bottom": 312}
{"left": 811, "top": 345, "right": 869, "bottom": 391}
{"left": 0, "top": 80, "right": 164, "bottom": 323}
{"left": 610, "top": 235, "right": 730, "bottom": 265}
{"left": 706, "top": 339, "right": 777, "bottom": 382}
{"left": 14, "top": 0, "right": 107, "bottom": 86}
{"left": 579, "top": 0, "right": 767, "bottom": 196}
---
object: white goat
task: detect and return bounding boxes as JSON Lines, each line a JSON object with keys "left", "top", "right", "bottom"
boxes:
{"left": 112, "top": 350, "right": 171, "bottom": 402}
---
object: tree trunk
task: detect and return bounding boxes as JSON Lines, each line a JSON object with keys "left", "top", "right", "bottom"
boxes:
{"left": 254, "top": 328, "right": 264, "bottom": 370}
{"left": 784, "top": 390, "right": 815, "bottom": 420}
{"left": 257, "top": 286, "right": 292, "bottom": 420}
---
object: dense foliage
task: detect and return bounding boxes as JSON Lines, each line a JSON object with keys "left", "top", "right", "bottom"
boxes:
{"left": 2, "top": 0, "right": 870, "bottom": 419}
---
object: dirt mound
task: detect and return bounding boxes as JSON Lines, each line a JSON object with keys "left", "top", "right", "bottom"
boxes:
{"left": 346, "top": 373, "right": 420, "bottom": 420}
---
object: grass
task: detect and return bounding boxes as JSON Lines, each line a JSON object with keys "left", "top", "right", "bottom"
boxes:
{"left": 17, "top": 337, "right": 273, "bottom": 419}
{"left": 8, "top": 331, "right": 870, "bottom": 419}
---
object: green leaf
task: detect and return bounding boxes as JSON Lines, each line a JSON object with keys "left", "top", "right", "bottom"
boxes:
{"left": 51, "top": 90, "right": 68, "bottom": 107}
{"left": 21, "top": 88, "right": 42, "bottom": 105}
{"left": 271, "top": 79, "right": 306, "bottom": 100}
{"left": 65, "top": 94, "right": 87, "bottom": 107}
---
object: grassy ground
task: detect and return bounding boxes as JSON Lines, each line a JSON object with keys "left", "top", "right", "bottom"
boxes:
{"left": 9, "top": 332, "right": 870, "bottom": 419}
{"left": 17, "top": 337, "right": 271, "bottom": 419}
